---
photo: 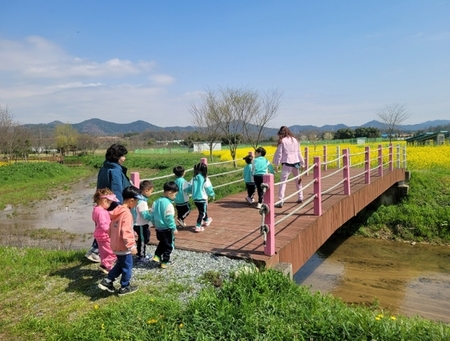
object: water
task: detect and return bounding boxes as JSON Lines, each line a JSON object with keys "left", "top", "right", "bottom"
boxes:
{"left": 295, "top": 236, "right": 450, "bottom": 323}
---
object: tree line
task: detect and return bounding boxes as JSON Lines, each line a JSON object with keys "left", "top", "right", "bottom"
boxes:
{"left": 1, "top": 95, "right": 417, "bottom": 161}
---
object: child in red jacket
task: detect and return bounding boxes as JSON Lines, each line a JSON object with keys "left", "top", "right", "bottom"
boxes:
{"left": 98, "top": 186, "right": 141, "bottom": 296}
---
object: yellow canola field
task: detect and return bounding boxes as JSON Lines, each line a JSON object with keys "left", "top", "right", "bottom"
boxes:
{"left": 207, "top": 142, "right": 450, "bottom": 171}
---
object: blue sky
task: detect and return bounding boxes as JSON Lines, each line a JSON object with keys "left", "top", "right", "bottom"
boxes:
{"left": 1, "top": 1, "right": 449, "bottom": 128}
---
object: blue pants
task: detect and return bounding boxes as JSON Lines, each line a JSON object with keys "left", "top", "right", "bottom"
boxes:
{"left": 107, "top": 254, "right": 133, "bottom": 288}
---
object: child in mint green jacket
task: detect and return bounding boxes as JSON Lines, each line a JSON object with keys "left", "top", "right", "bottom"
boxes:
{"left": 253, "top": 147, "right": 275, "bottom": 209}
{"left": 186, "top": 162, "right": 215, "bottom": 232}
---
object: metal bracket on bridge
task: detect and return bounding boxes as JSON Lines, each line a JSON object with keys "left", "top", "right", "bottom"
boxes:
{"left": 260, "top": 183, "right": 269, "bottom": 194}
{"left": 260, "top": 224, "right": 270, "bottom": 246}
{"left": 258, "top": 203, "right": 269, "bottom": 215}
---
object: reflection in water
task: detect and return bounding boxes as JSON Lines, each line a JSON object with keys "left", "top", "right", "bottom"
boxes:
{"left": 294, "top": 236, "right": 450, "bottom": 323}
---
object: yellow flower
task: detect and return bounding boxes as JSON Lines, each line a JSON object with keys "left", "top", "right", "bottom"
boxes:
{"left": 94, "top": 304, "right": 99, "bottom": 310}
{"left": 179, "top": 323, "right": 184, "bottom": 328}
{"left": 147, "top": 318, "right": 158, "bottom": 324}
{"left": 390, "top": 316, "right": 396, "bottom": 320}
{"left": 101, "top": 323, "right": 105, "bottom": 330}
{"left": 375, "top": 317, "right": 381, "bottom": 321}
{"left": 150, "top": 298, "right": 154, "bottom": 302}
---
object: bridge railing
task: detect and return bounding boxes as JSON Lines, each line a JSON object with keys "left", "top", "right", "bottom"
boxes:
{"left": 260, "top": 143, "right": 407, "bottom": 256}
{"left": 129, "top": 144, "right": 406, "bottom": 257}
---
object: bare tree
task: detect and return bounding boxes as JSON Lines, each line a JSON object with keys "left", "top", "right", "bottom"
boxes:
{"left": 243, "top": 88, "right": 281, "bottom": 150}
{"left": 377, "top": 104, "right": 410, "bottom": 143}
{"left": 190, "top": 90, "right": 223, "bottom": 160}
{"left": 77, "top": 134, "right": 100, "bottom": 155}
{"left": 0, "top": 105, "right": 32, "bottom": 161}
{"left": 215, "top": 87, "right": 261, "bottom": 163}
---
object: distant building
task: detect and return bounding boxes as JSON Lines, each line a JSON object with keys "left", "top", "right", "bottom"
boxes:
{"left": 193, "top": 142, "right": 222, "bottom": 152}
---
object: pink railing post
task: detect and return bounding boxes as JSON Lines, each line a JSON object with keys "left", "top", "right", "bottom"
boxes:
{"left": 365, "top": 146, "right": 370, "bottom": 184}
{"left": 389, "top": 144, "right": 393, "bottom": 171}
{"left": 313, "top": 156, "right": 322, "bottom": 216}
{"left": 378, "top": 145, "right": 383, "bottom": 177}
{"left": 131, "top": 172, "right": 140, "bottom": 187}
{"left": 343, "top": 149, "right": 351, "bottom": 195}
{"left": 263, "top": 173, "right": 275, "bottom": 256}
{"left": 200, "top": 157, "right": 208, "bottom": 165}
{"left": 323, "top": 145, "right": 328, "bottom": 171}
{"left": 396, "top": 144, "right": 401, "bottom": 169}
{"left": 304, "top": 147, "right": 309, "bottom": 175}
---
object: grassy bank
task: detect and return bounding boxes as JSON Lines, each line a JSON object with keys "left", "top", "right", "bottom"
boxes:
{"left": 1, "top": 246, "right": 448, "bottom": 340}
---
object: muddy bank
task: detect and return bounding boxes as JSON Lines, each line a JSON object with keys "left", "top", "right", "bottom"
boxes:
{"left": 0, "top": 176, "right": 96, "bottom": 250}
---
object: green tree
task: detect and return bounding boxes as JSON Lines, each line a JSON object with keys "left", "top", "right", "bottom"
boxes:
{"left": 55, "top": 123, "right": 79, "bottom": 156}
{"left": 333, "top": 128, "right": 355, "bottom": 140}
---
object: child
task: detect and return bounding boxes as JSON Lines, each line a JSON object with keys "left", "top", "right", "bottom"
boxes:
{"left": 186, "top": 162, "right": 215, "bottom": 232}
{"left": 148, "top": 181, "right": 179, "bottom": 269}
{"left": 98, "top": 186, "right": 141, "bottom": 296}
{"left": 253, "top": 147, "right": 275, "bottom": 209}
{"left": 133, "top": 180, "right": 154, "bottom": 262}
{"left": 243, "top": 155, "right": 256, "bottom": 205}
{"left": 173, "top": 165, "right": 191, "bottom": 228}
{"left": 92, "top": 188, "right": 119, "bottom": 274}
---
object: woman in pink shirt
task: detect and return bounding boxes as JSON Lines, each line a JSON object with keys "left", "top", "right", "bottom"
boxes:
{"left": 272, "top": 126, "right": 305, "bottom": 208}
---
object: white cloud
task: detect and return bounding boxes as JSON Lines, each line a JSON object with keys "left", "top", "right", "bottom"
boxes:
{"left": 150, "top": 74, "right": 176, "bottom": 86}
{"left": 0, "top": 36, "right": 194, "bottom": 127}
{"left": 0, "top": 36, "right": 157, "bottom": 79}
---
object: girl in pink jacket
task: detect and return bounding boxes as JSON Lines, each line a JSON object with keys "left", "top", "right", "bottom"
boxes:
{"left": 92, "top": 189, "right": 119, "bottom": 273}
{"left": 272, "top": 126, "right": 305, "bottom": 208}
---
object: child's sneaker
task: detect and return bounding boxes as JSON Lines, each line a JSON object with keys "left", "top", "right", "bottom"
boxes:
{"left": 176, "top": 218, "right": 186, "bottom": 228}
{"left": 160, "top": 261, "right": 174, "bottom": 269}
{"left": 118, "top": 285, "right": 138, "bottom": 296}
{"left": 151, "top": 255, "right": 161, "bottom": 263}
{"left": 194, "top": 225, "right": 205, "bottom": 232}
{"left": 87, "top": 252, "right": 101, "bottom": 263}
{"left": 136, "top": 257, "right": 149, "bottom": 263}
{"left": 245, "top": 196, "right": 253, "bottom": 205}
{"left": 98, "top": 278, "right": 115, "bottom": 293}
{"left": 99, "top": 264, "right": 109, "bottom": 274}
{"left": 202, "top": 218, "right": 213, "bottom": 227}
{"left": 256, "top": 203, "right": 262, "bottom": 209}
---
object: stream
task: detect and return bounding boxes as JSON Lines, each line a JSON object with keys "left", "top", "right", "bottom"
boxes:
{"left": 295, "top": 236, "right": 450, "bottom": 323}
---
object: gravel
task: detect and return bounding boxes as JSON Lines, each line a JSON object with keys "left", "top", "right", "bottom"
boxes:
{"left": 132, "top": 245, "right": 256, "bottom": 303}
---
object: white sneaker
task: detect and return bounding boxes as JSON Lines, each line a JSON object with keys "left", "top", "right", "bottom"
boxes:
{"left": 202, "top": 218, "right": 213, "bottom": 227}
{"left": 87, "top": 253, "right": 101, "bottom": 263}
{"left": 245, "top": 197, "right": 253, "bottom": 205}
{"left": 256, "top": 203, "right": 262, "bottom": 209}
{"left": 194, "top": 225, "right": 205, "bottom": 232}
{"left": 176, "top": 218, "right": 186, "bottom": 228}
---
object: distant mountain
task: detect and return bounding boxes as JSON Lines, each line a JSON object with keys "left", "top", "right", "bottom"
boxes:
{"left": 22, "top": 118, "right": 450, "bottom": 136}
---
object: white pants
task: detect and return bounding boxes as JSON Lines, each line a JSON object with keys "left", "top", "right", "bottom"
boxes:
{"left": 278, "top": 164, "right": 303, "bottom": 202}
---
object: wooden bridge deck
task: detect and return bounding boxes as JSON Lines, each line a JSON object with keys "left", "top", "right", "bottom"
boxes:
{"left": 160, "top": 167, "right": 406, "bottom": 274}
